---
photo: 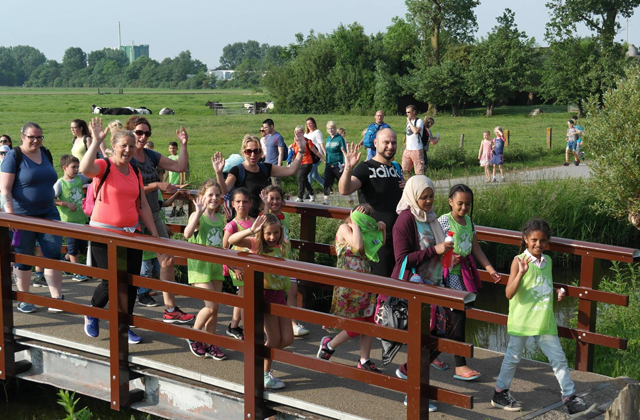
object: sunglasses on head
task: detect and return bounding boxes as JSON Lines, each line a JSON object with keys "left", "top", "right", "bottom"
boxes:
{"left": 134, "top": 130, "right": 152, "bottom": 137}
{"left": 244, "top": 148, "right": 261, "bottom": 155}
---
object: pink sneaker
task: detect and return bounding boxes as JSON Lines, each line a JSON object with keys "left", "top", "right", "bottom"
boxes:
{"left": 205, "top": 345, "right": 228, "bottom": 361}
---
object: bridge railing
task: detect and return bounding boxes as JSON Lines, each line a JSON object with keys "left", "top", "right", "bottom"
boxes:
{"left": 0, "top": 211, "right": 475, "bottom": 420}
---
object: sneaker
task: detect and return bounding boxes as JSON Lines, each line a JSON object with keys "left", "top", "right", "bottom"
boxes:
{"left": 292, "top": 323, "right": 310, "bottom": 337}
{"left": 84, "top": 316, "right": 99, "bottom": 338}
{"left": 71, "top": 274, "right": 89, "bottom": 282}
{"left": 574, "top": 160, "right": 580, "bottom": 166}
{"left": 48, "top": 295, "right": 64, "bottom": 313}
{"left": 176, "top": 207, "right": 186, "bottom": 217}
{"left": 322, "top": 199, "right": 329, "bottom": 205}
{"left": 500, "top": 176, "right": 505, "bottom": 182}
{"left": 32, "top": 273, "right": 47, "bottom": 287}
{"left": 138, "top": 293, "right": 159, "bottom": 307}
{"left": 264, "top": 372, "right": 285, "bottom": 390}
{"left": 205, "top": 344, "right": 228, "bottom": 360}
{"left": 492, "top": 177, "right": 497, "bottom": 182}
{"left": 187, "top": 339, "right": 206, "bottom": 357}
{"left": 17, "top": 302, "right": 36, "bottom": 313}
{"left": 396, "top": 364, "right": 408, "bottom": 380}
{"left": 317, "top": 336, "right": 335, "bottom": 360}
{"left": 403, "top": 396, "right": 437, "bottom": 412}
{"left": 309, "top": 194, "right": 315, "bottom": 202}
{"left": 226, "top": 324, "right": 244, "bottom": 340}
{"left": 128, "top": 329, "right": 142, "bottom": 344}
{"left": 357, "top": 360, "right": 381, "bottom": 373}
{"left": 563, "top": 162, "right": 570, "bottom": 166}
{"left": 491, "top": 389, "right": 522, "bottom": 412}
{"left": 304, "top": 194, "right": 310, "bottom": 200}
{"left": 581, "top": 151, "right": 585, "bottom": 160}
{"left": 295, "top": 198, "right": 303, "bottom": 203}
{"left": 162, "top": 306, "right": 195, "bottom": 324}
{"left": 564, "top": 394, "right": 597, "bottom": 417}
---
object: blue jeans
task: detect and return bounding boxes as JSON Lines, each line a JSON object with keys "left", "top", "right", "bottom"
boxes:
{"left": 366, "top": 147, "right": 376, "bottom": 161}
{"left": 496, "top": 334, "right": 575, "bottom": 398}
{"left": 14, "top": 207, "right": 62, "bottom": 271}
{"left": 139, "top": 257, "right": 160, "bottom": 295}
{"left": 307, "top": 162, "right": 324, "bottom": 188}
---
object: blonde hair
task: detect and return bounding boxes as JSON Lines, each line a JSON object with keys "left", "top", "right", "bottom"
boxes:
{"left": 256, "top": 213, "right": 284, "bottom": 255}
{"left": 197, "top": 179, "right": 223, "bottom": 214}
{"left": 240, "top": 134, "right": 261, "bottom": 156}
{"left": 494, "top": 126, "right": 505, "bottom": 138}
{"left": 294, "top": 125, "right": 304, "bottom": 134}
{"left": 326, "top": 121, "right": 337, "bottom": 130}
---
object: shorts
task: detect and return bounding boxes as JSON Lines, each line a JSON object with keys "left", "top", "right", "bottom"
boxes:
{"left": 566, "top": 140, "right": 577, "bottom": 151}
{"left": 346, "top": 313, "right": 375, "bottom": 338}
{"left": 264, "top": 289, "right": 287, "bottom": 305}
{"left": 401, "top": 149, "right": 425, "bottom": 175}
{"left": 14, "top": 207, "right": 63, "bottom": 271}
{"left": 66, "top": 237, "right": 87, "bottom": 256}
{"left": 575, "top": 142, "right": 582, "bottom": 154}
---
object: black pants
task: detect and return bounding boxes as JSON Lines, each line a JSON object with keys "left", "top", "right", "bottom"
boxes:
{"left": 323, "top": 164, "right": 342, "bottom": 196}
{"left": 90, "top": 241, "right": 142, "bottom": 314}
{"left": 298, "top": 163, "right": 314, "bottom": 199}
{"left": 450, "top": 309, "right": 467, "bottom": 367}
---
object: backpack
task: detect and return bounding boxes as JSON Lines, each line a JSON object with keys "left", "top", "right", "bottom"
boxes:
{"left": 73, "top": 136, "right": 103, "bottom": 159}
{"left": 307, "top": 139, "right": 320, "bottom": 164}
{"left": 222, "top": 162, "right": 269, "bottom": 221}
{"left": 13, "top": 146, "right": 54, "bottom": 170}
{"left": 82, "top": 158, "right": 141, "bottom": 217}
{"left": 363, "top": 123, "right": 379, "bottom": 148}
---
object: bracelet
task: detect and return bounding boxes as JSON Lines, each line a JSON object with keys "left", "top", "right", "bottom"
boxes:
{"left": 249, "top": 227, "right": 255, "bottom": 234}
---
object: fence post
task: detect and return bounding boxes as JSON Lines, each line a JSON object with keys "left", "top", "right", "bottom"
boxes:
{"left": 299, "top": 212, "right": 317, "bottom": 264}
{"left": 406, "top": 300, "right": 431, "bottom": 419}
{"left": 546, "top": 128, "right": 552, "bottom": 149}
{"left": 243, "top": 269, "right": 267, "bottom": 420}
{"left": 460, "top": 134, "right": 464, "bottom": 149}
{"left": 253, "top": 102, "right": 257, "bottom": 115}
{"left": 108, "top": 244, "right": 132, "bottom": 410}
{"left": 0, "top": 226, "right": 17, "bottom": 379}
{"left": 575, "top": 256, "right": 601, "bottom": 371}
{"left": 504, "top": 130, "right": 510, "bottom": 146}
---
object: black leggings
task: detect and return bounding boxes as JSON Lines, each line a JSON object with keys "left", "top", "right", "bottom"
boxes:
{"left": 426, "top": 309, "right": 467, "bottom": 367}
{"left": 90, "top": 241, "right": 142, "bottom": 314}
{"left": 323, "top": 164, "right": 341, "bottom": 196}
{"left": 298, "top": 163, "right": 314, "bottom": 199}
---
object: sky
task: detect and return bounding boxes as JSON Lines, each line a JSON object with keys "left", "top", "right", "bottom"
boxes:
{"left": 2, "top": 0, "right": 639, "bottom": 69}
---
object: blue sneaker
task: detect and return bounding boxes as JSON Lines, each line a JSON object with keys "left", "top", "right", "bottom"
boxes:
{"left": 404, "top": 395, "right": 436, "bottom": 412}
{"left": 17, "top": 302, "right": 36, "bottom": 313}
{"left": 84, "top": 316, "right": 99, "bottom": 338}
{"left": 128, "top": 329, "right": 142, "bottom": 344}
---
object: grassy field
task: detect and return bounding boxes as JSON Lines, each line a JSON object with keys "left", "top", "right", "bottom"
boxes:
{"left": 1, "top": 88, "right": 578, "bottom": 194}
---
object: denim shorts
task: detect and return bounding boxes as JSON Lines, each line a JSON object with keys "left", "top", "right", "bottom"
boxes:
{"left": 14, "top": 207, "right": 63, "bottom": 271}
{"left": 566, "top": 140, "right": 577, "bottom": 151}
{"left": 66, "top": 237, "right": 87, "bottom": 256}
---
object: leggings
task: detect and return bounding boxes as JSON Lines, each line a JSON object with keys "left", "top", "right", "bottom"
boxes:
{"left": 323, "top": 164, "right": 341, "bottom": 196}
{"left": 297, "top": 163, "right": 314, "bottom": 199}
{"left": 90, "top": 241, "right": 142, "bottom": 314}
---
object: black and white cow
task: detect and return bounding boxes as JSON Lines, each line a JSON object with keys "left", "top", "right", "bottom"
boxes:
{"left": 159, "top": 107, "right": 175, "bottom": 115}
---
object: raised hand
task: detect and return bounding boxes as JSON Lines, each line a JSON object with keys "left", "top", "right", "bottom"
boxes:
{"left": 176, "top": 126, "right": 188, "bottom": 145}
{"left": 252, "top": 214, "right": 267, "bottom": 233}
{"left": 194, "top": 195, "right": 207, "bottom": 214}
{"left": 516, "top": 255, "right": 530, "bottom": 275}
{"left": 89, "top": 117, "right": 107, "bottom": 145}
{"left": 353, "top": 205, "right": 366, "bottom": 214}
{"left": 260, "top": 189, "right": 269, "bottom": 206}
{"left": 341, "top": 142, "right": 362, "bottom": 172}
{"left": 211, "top": 152, "right": 225, "bottom": 173}
{"left": 294, "top": 130, "right": 306, "bottom": 152}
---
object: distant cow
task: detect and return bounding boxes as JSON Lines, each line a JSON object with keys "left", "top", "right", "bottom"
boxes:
{"left": 205, "top": 101, "right": 224, "bottom": 109}
{"left": 92, "top": 105, "right": 133, "bottom": 115}
{"left": 159, "top": 107, "right": 175, "bottom": 115}
{"left": 136, "top": 107, "right": 152, "bottom": 114}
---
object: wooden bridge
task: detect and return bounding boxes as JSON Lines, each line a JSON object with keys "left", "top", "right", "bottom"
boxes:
{"left": 0, "top": 200, "right": 638, "bottom": 419}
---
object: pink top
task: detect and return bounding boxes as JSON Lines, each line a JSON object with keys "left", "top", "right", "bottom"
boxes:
{"left": 224, "top": 218, "right": 254, "bottom": 234}
{"left": 479, "top": 139, "right": 492, "bottom": 161}
{"left": 91, "top": 158, "right": 144, "bottom": 230}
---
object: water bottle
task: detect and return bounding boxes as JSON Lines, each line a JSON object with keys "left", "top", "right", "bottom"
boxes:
{"left": 11, "top": 229, "right": 21, "bottom": 247}
{"left": 441, "top": 231, "right": 455, "bottom": 268}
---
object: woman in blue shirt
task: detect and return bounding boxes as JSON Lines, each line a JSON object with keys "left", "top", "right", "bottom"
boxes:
{"left": 322, "top": 121, "right": 351, "bottom": 206}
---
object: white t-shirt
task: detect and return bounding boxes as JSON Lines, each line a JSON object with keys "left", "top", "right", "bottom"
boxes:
{"left": 405, "top": 119, "right": 424, "bottom": 151}
{"left": 304, "top": 129, "right": 324, "bottom": 155}
{"left": 260, "top": 136, "right": 267, "bottom": 153}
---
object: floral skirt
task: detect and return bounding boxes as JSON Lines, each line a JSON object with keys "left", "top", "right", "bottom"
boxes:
{"left": 330, "top": 286, "right": 377, "bottom": 319}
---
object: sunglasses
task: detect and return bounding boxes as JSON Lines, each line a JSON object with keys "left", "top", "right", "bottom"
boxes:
{"left": 0, "top": 140, "right": 9, "bottom": 144}
{"left": 134, "top": 130, "right": 152, "bottom": 137}
{"left": 244, "top": 148, "right": 261, "bottom": 155}
{"left": 0, "top": 152, "right": 6, "bottom": 156}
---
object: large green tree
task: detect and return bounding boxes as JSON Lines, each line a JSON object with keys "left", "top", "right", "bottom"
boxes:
{"left": 10, "top": 45, "right": 46, "bottom": 84}
{"left": 62, "top": 47, "right": 87, "bottom": 78}
{"left": 219, "top": 40, "right": 266, "bottom": 69}
{"left": 466, "top": 9, "right": 538, "bottom": 116}
{"left": 545, "top": 0, "right": 640, "bottom": 47}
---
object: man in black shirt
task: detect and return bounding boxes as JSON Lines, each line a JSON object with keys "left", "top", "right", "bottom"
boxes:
{"left": 338, "top": 128, "right": 405, "bottom": 277}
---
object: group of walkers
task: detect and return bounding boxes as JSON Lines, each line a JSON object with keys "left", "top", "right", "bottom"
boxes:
{"left": 0, "top": 110, "right": 596, "bottom": 417}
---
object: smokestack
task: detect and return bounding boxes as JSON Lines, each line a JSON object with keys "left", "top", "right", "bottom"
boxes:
{"left": 118, "top": 22, "right": 121, "bottom": 48}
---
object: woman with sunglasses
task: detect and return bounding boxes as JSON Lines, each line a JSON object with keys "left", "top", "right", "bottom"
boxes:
{"left": 212, "top": 133, "right": 307, "bottom": 218}
{"left": 0, "top": 123, "right": 64, "bottom": 314}
{"left": 124, "top": 116, "right": 195, "bottom": 324}
{"left": 0, "top": 134, "right": 12, "bottom": 149}
{"left": 71, "top": 119, "right": 106, "bottom": 160}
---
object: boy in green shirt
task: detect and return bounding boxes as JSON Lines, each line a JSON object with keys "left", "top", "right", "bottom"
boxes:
{"left": 53, "top": 155, "right": 89, "bottom": 282}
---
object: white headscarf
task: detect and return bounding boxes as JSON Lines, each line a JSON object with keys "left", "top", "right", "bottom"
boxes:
{"left": 396, "top": 175, "right": 445, "bottom": 244}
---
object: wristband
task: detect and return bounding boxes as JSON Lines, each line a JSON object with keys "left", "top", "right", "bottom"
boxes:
{"left": 249, "top": 227, "right": 255, "bottom": 234}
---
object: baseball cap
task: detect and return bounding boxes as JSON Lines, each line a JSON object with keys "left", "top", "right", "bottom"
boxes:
{"left": 0, "top": 145, "right": 10, "bottom": 153}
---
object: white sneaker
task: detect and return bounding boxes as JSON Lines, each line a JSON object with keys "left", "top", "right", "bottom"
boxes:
{"left": 295, "top": 197, "right": 303, "bottom": 203}
{"left": 292, "top": 323, "right": 310, "bottom": 337}
{"left": 309, "top": 195, "right": 315, "bottom": 202}
{"left": 500, "top": 176, "right": 505, "bottom": 182}
{"left": 264, "top": 372, "right": 285, "bottom": 390}
{"left": 322, "top": 199, "right": 329, "bottom": 205}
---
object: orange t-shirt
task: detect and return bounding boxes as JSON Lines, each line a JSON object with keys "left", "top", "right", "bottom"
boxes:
{"left": 292, "top": 140, "right": 314, "bottom": 165}
{"left": 91, "top": 159, "right": 143, "bottom": 229}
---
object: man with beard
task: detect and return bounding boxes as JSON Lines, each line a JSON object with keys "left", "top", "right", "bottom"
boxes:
{"left": 339, "top": 128, "right": 404, "bottom": 278}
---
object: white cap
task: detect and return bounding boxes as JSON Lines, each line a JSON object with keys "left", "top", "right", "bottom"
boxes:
{"left": 0, "top": 145, "right": 10, "bottom": 153}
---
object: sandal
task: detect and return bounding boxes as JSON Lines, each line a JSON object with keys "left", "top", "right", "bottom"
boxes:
{"left": 453, "top": 370, "right": 482, "bottom": 381}
{"left": 430, "top": 358, "right": 449, "bottom": 370}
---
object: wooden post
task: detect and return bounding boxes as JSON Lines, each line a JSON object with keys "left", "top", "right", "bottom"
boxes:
{"left": 0, "top": 226, "right": 16, "bottom": 379}
{"left": 253, "top": 101, "right": 257, "bottom": 115}
{"left": 546, "top": 127, "right": 552, "bottom": 149}
{"left": 575, "top": 256, "right": 601, "bottom": 371}
{"left": 243, "top": 269, "right": 267, "bottom": 420}
{"left": 504, "top": 130, "right": 510, "bottom": 146}
{"left": 459, "top": 134, "right": 464, "bottom": 149}
{"left": 406, "top": 300, "right": 431, "bottom": 419}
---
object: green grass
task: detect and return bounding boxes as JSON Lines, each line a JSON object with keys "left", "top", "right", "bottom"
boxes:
{"left": 0, "top": 88, "right": 578, "bottom": 197}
